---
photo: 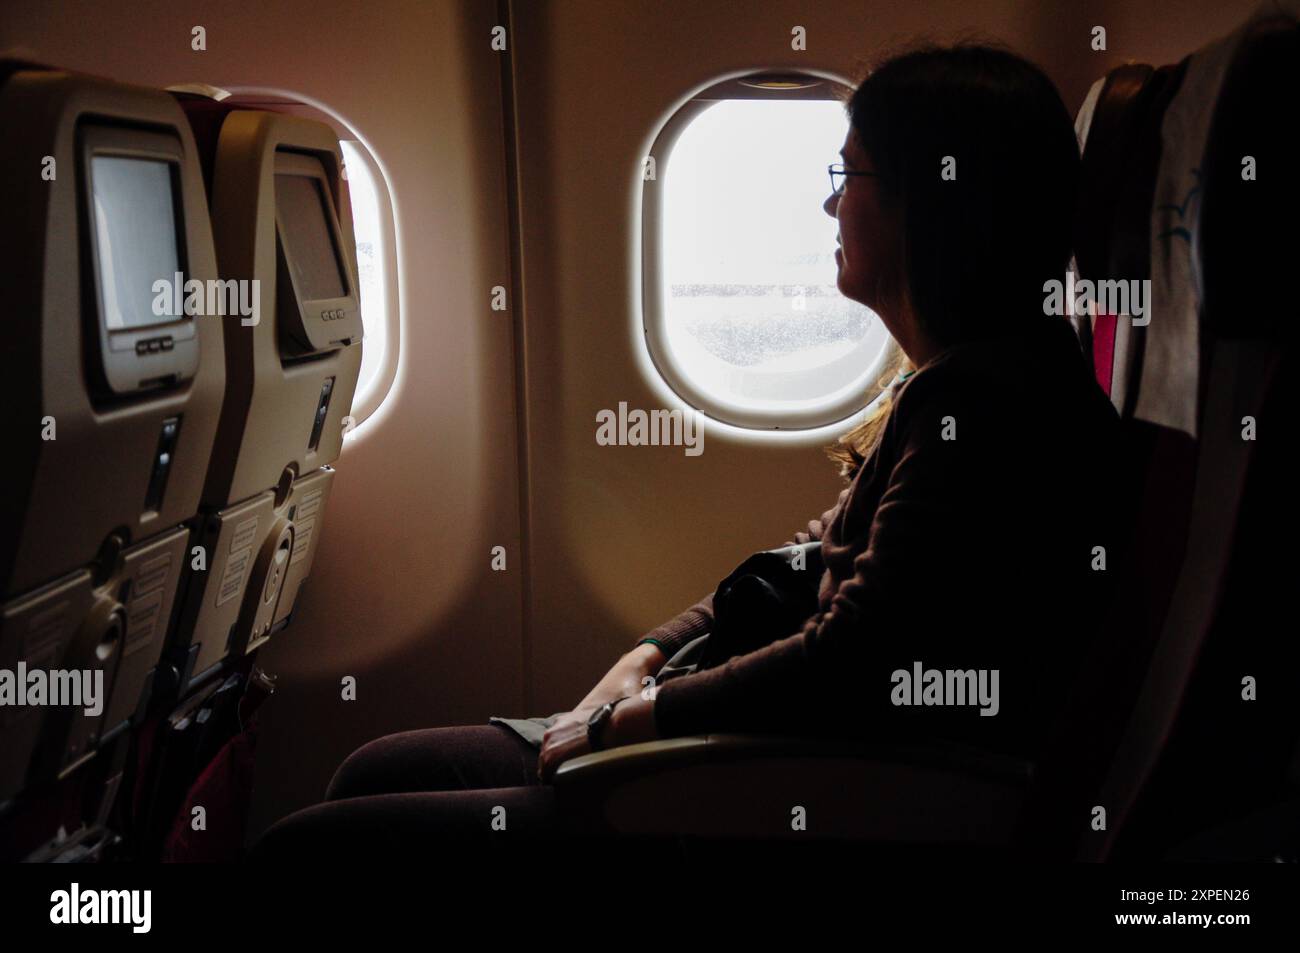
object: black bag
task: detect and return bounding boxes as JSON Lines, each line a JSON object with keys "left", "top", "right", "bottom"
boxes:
{"left": 656, "top": 541, "right": 823, "bottom": 682}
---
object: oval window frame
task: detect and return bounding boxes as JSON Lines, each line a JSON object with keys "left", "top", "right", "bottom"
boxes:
{"left": 640, "top": 70, "right": 899, "bottom": 432}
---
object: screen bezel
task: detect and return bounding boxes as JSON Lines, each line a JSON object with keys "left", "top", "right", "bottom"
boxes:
{"left": 79, "top": 122, "right": 199, "bottom": 395}
{"left": 273, "top": 149, "right": 360, "bottom": 357}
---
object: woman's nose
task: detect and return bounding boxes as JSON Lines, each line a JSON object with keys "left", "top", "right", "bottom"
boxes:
{"left": 824, "top": 191, "right": 839, "bottom": 217}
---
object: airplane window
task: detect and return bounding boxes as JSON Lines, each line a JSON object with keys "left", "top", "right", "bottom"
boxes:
{"left": 644, "top": 84, "right": 894, "bottom": 431}
{"left": 339, "top": 138, "right": 394, "bottom": 428}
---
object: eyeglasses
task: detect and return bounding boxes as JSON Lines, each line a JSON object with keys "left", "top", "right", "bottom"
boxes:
{"left": 828, "top": 163, "right": 880, "bottom": 196}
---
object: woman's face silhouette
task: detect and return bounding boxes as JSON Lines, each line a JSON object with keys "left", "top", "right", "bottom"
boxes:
{"left": 824, "top": 127, "right": 912, "bottom": 354}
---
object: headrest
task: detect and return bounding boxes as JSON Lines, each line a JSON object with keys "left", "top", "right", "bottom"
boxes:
{"left": 1076, "top": 64, "right": 1185, "bottom": 290}
{"left": 1076, "top": 3, "right": 1299, "bottom": 436}
{"left": 1074, "top": 62, "right": 1186, "bottom": 417}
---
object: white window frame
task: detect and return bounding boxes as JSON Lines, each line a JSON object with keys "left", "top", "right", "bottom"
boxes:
{"left": 640, "top": 71, "right": 897, "bottom": 432}
{"left": 335, "top": 137, "right": 399, "bottom": 427}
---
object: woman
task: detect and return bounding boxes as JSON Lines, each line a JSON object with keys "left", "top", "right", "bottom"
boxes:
{"left": 253, "top": 44, "right": 1118, "bottom": 857}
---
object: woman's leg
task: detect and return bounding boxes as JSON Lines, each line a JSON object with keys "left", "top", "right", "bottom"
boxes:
{"left": 250, "top": 725, "right": 556, "bottom": 860}
{"left": 250, "top": 784, "right": 562, "bottom": 860}
{"left": 325, "top": 724, "right": 541, "bottom": 800}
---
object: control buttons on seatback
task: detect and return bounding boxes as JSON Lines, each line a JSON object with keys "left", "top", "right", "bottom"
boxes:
{"left": 307, "top": 376, "right": 336, "bottom": 452}
{"left": 134, "top": 335, "right": 175, "bottom": 353}
{"left": 143, "top": 416, "right": 181, "bottom": 513}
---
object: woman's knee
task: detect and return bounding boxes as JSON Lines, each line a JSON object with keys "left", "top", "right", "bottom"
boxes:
{"left": 324, "top": 725, "right": 533, "bottom": 800}
{"left": 325, "top": 733, "right": 422, "bottom": 801}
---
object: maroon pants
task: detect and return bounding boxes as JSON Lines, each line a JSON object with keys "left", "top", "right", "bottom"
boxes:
{"left": 251, "top": 724, "right": 568, "bottom": 860}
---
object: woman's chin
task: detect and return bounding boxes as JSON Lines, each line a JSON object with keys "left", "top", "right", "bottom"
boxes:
{"left": 835, "top": 269, "right": 868, "bottom": 307}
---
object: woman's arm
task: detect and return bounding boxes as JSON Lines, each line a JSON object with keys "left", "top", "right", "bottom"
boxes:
{"left": 551, "top": 457, "right": 884, "bottom": 764}
{"left": 645, "top": 385, "right": 972, "bottom": 740}
{"left": 575, "top": 642, "right": 666, "bottom": 710}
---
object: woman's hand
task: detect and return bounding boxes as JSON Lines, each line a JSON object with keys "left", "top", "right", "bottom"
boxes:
{"left": 536, "top": 694, "right": 661, "bottom": 782}
{"left": 537, "top": 705, "right": 598, "bottom": 782}
{"left": 537, "top": 644, "right": 668, "bottom": 782}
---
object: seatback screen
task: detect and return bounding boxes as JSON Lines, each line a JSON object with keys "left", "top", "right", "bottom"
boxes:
{"left": 91, "top": 156, "right": 182, "bottom": 330}
{"left": 276, "top": 173, "right": 346, "bottom": 301}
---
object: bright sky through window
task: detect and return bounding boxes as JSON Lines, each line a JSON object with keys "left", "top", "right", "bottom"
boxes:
{"left": 661, "top": 98, "right": 888, "bottom": 415}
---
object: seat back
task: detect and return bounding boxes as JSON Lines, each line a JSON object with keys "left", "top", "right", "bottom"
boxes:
{"left": 167, "top": 97, "right": 361, "bottom": 690}
{"left": 1107, "top": 12, "right": 1300, "bottom": 860}
{"left": 0, "top": 64, "right": 225, "bottom": 809}
{"left": 1018, "top": 9, "right": 1298, "bottom": 860}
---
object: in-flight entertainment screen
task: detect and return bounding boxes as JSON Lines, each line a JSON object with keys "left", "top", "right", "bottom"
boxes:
{"left": 276, "top": 172, "right": 346, "bottom": 301}
{"left": 91, "top": 155, "right": 183, "bottom": 330}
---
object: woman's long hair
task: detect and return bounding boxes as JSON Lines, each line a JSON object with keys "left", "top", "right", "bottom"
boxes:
{"left": 825, "top": 43, "right": 1080, "bottom": 478}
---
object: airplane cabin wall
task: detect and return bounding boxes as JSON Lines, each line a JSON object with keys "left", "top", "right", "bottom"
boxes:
{"left": 0, "top": 0, "right": 1262, "bottom": 840}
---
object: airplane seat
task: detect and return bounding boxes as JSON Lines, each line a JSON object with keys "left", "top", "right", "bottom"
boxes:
{"left": 1102, "top": 11, "right": 1300, "bottom": 860}
{"left": 0, "top": 64, "right": 226, "bottom": 854}
{"left": 1021, "top": 9, "right": 1299, "bottom": 861}
{"left": 165, "top": 95, "right": 362, "bottom": 695}
{"left": 554, "top": 9, "right": 1296, "bottom": 855}
{"left": 1008, "top": 56, "right": 1196, "bottom": 860}
{"left": 117, "top": 94, "right": 362, "bottom": 858}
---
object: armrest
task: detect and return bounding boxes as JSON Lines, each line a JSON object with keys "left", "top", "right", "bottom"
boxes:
{"left": 554, "top": 734, "right": 1034, "bottom": 843}
{"left": 556, "top": 733, "right": 1034, "bottom": 786}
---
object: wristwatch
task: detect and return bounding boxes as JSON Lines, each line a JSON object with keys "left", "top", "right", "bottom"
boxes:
{"left": 586, "top": 696, "right": 630, "bottom": 751}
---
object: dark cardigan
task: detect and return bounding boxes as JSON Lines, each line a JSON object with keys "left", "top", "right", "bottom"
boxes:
{"left": 642, "top": 316, "right": 1120, "bottom": 758}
